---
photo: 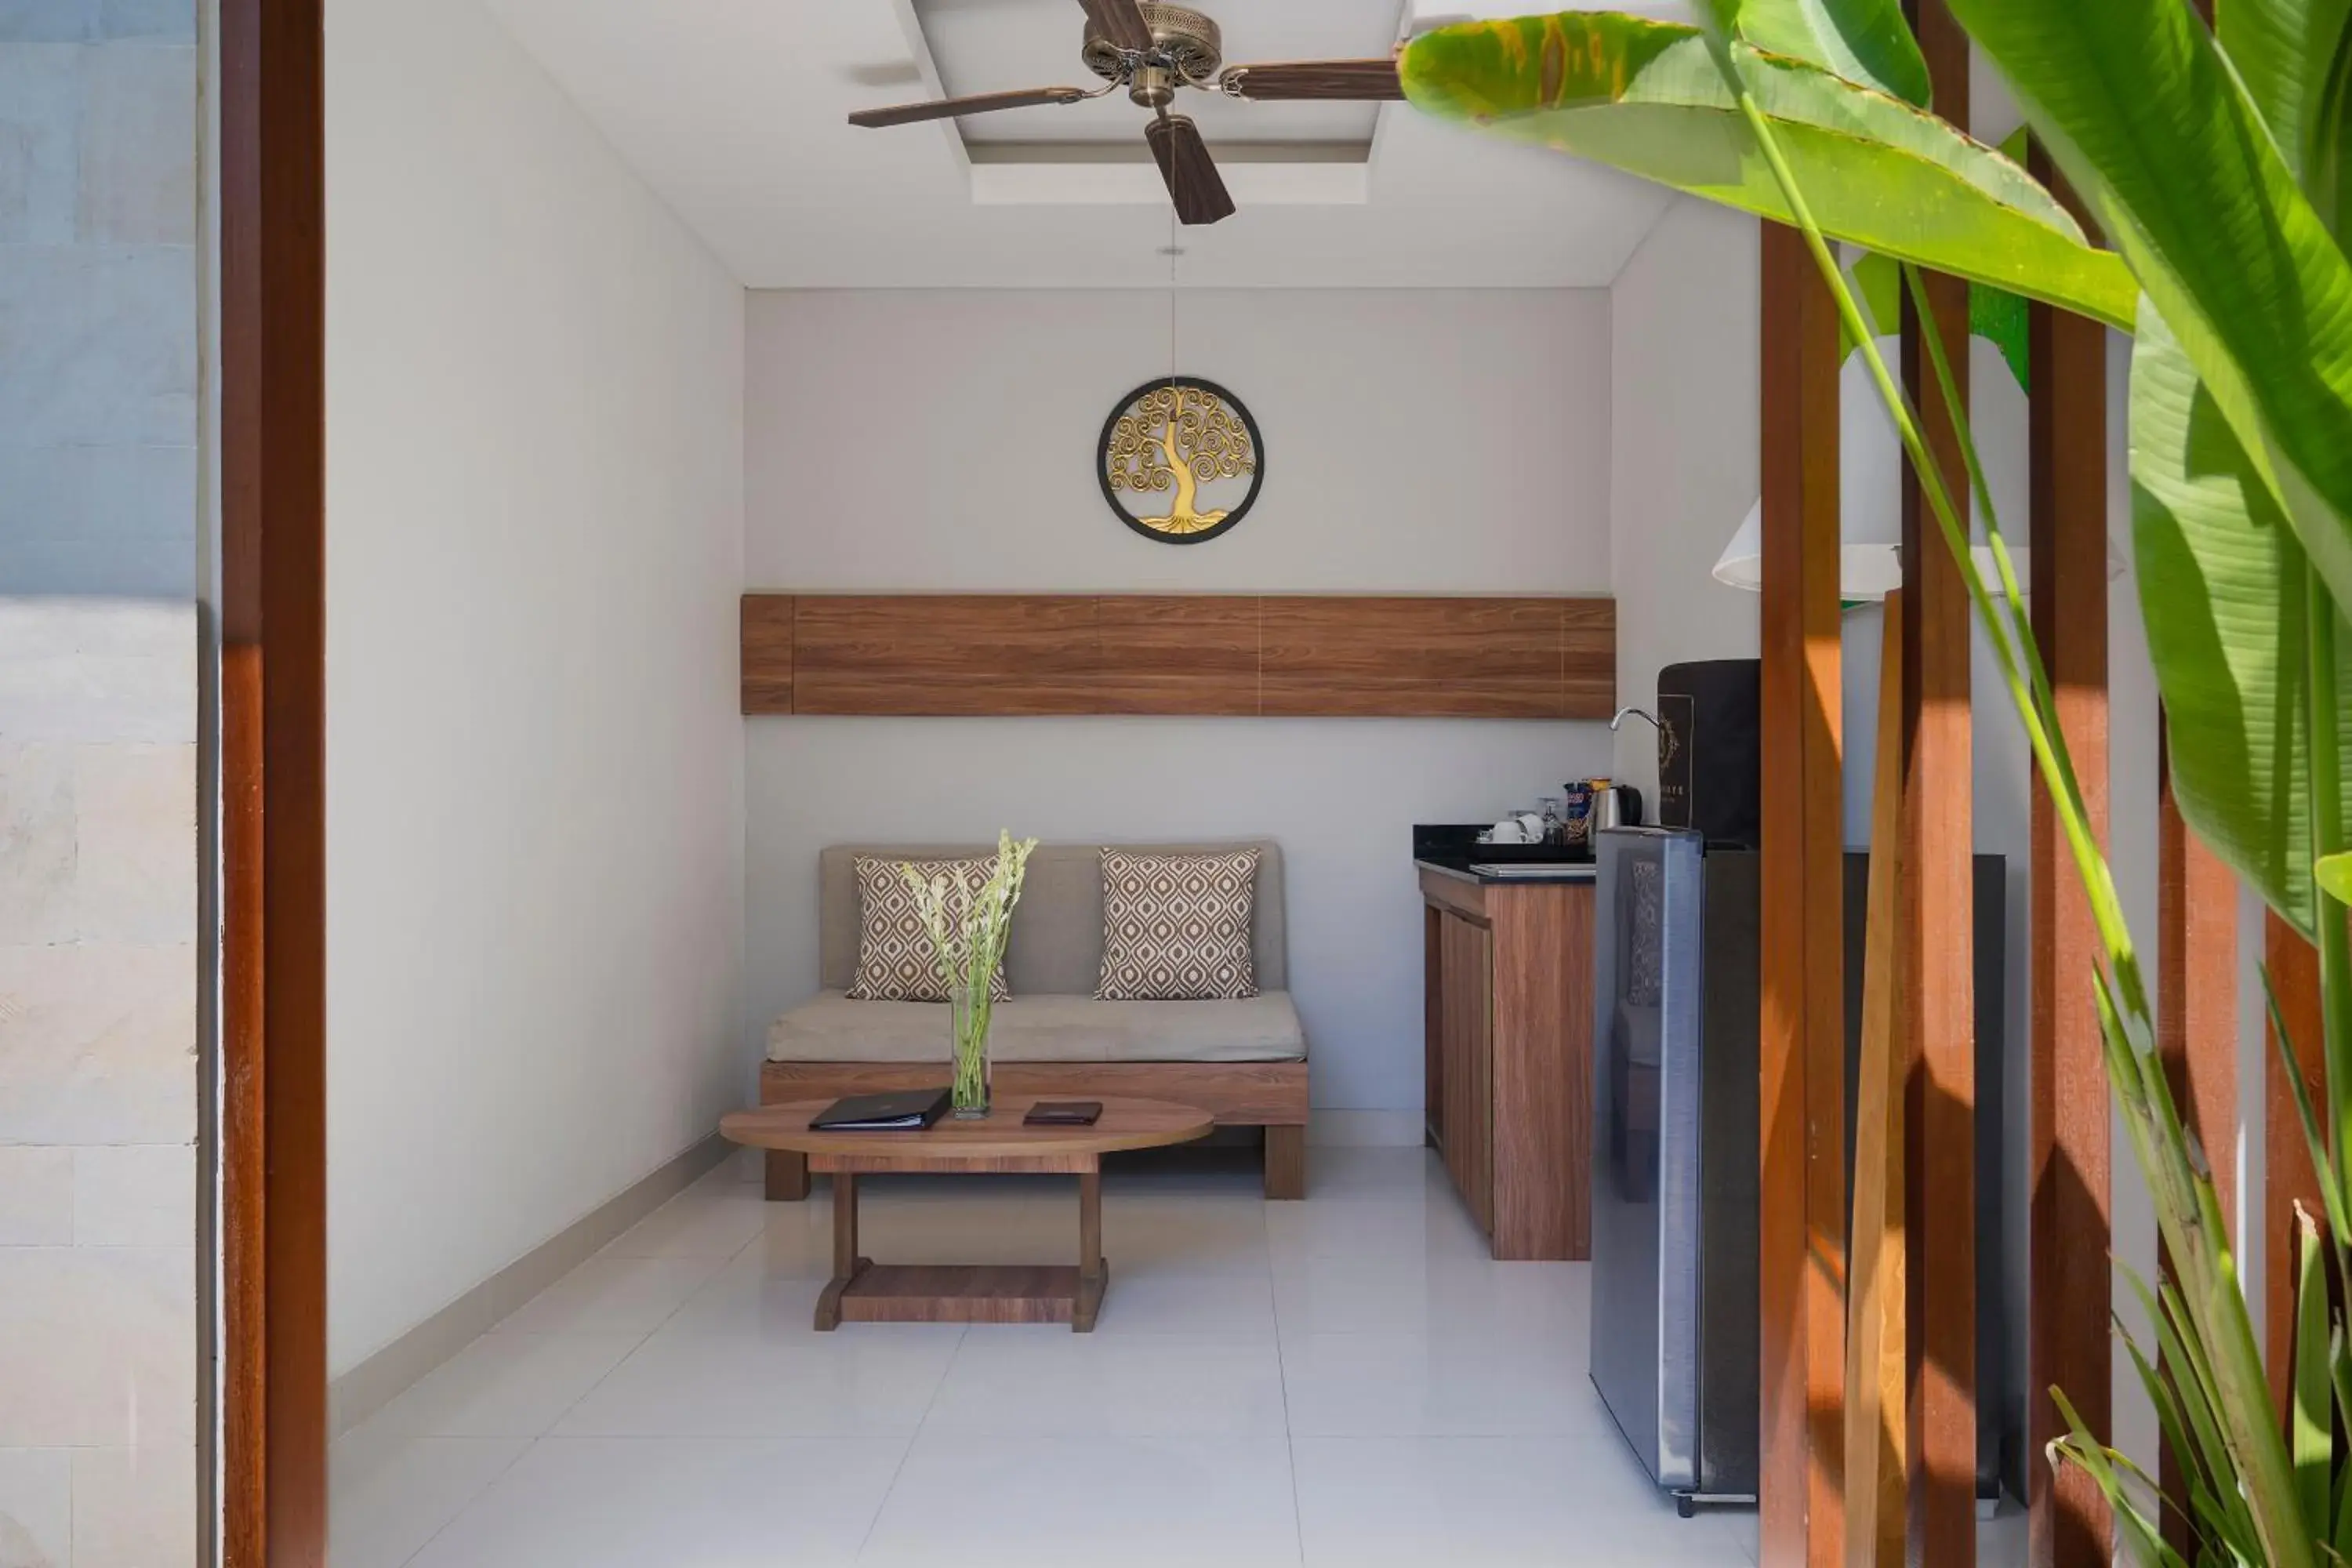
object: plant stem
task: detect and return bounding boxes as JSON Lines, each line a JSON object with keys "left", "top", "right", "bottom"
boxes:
{"left": 1897, "top": 260, "right": 2089, "bottom": 827}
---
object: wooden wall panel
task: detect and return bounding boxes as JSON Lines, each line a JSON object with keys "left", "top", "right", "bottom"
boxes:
{"left": 1759, "top": 217, "right": 1847, "bottom": 1568}
{"left": 1562, "top": 597, "right": 1619, "bottom": 718}
{"left": 740, "top": 594, "right": 795, "bottom": 713}
{"left": 741, "top": 593, "right": 1617, "bottom": 720}
{"left": 2027, "top": 165, "right": 2113, "bottom": 1568}
{"left": 1096, "top": 596, "right": 1258, "bottom": 715}
{"left": 1259, "top": 596, "right": 1568, "bottom": 717}
{"left": 790, "top": 595, "right": 1099, "bottom": 716}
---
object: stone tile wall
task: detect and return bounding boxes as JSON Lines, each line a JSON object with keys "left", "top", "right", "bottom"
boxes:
{"left": 0, "top": 598, "right": 198, "bottom": 1566}
{"left": 0, "top": 0, "right": 203, "bottom": 1563}
{"left": 0, "top": 0, "right": 199, "bottom": 597}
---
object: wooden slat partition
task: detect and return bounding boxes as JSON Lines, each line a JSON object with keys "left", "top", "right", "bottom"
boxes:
{"left": 1902, "top": 5, "right": 1976, "bottom": 1560}
{"left": 1758, "top": 217, "right": 1847, "bottom": 1568}
{"left": 2157, "top": 730, "right": 2238, "bottom": 1229}
{"left": 2266, "top": 916, "right": 2326, "bottom": 1411}
{"left": 741, "top": 593, "right": 1617, "bottom": 720}
{"left": 2158, "top": 720, "right": 2238, "bottom": 1552}
{"left": 2027, "top": 150, "right": 2113, "bottom": 1568}
{"left": 1848, "top": 590, "right": 1909, "bottom": 1568}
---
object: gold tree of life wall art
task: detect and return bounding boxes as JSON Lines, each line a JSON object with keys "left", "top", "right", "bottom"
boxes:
{"left": 1097, "top": 376, "right": 1264, "bottom": 545}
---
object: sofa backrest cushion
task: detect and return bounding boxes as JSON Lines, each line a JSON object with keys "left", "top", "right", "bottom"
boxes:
{"left": 818, "top": 840, "right": 1287, "bottom": 996}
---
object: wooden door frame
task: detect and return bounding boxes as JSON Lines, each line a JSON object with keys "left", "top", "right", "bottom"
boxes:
{"left": 219, "top": 0, "right": 328, "bottom": 1562}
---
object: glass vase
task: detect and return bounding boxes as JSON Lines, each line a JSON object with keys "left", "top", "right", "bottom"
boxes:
{"left": 949, "top": 986, "right": 991, "bottom": 1119}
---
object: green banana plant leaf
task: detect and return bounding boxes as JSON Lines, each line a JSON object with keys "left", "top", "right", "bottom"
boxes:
{"left": 1396, "top": 14, "right": 2137, "bottom": 331}
{"left": 2320, "top": 851, "right": 2352, "bottom": 906}
{"left": 2297, "top": 1211, "right": 2334, "bottom": 1538}
{"left": 2215, "top": 0, "right": 2352, "bottom": 205}
{"left": 2132, "top": 305, "right": 2352, "bottom": 941}
{"left": 1694, "top": 0, "right": 1929, "bottom": 107}
{"left": 1942, "top": 0, "right": 2352, "bottom": 642}
{"left": 2048, "top": 1387, "right": 2180, "bottom": 1568}
{"left": 1846, "top": 250, "right": 2027, "bottom": 389}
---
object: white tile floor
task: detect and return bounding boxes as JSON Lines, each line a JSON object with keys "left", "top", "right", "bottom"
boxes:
{"left": 331, "top": 1145, "right": 2028, "bottom": 1566}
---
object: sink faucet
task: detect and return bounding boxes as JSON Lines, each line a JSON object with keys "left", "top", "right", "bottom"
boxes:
{"left": 1610, "top": 706, "right": 1661, "bottom": 734}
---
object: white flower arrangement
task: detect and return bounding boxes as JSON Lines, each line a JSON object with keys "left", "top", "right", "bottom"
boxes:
{"left": 902, "top": 830, "right": 1038, "bottom": 1115}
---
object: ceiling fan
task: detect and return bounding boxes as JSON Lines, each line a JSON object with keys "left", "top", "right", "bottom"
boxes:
{"left": 848, "top": 0, "right": 1406, "bottom": 226}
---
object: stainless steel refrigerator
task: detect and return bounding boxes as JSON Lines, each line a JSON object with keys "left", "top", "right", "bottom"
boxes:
{"left": 1588, "top": 826, "right": 1759, "bottom": 1515}
{"left": 1588, "top": 826, "right": 2013, "bottom": 1516}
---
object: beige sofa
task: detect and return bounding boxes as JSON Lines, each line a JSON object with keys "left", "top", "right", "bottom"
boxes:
{"left": 761, "top": 840, "right": 1309, "bottom": 1199}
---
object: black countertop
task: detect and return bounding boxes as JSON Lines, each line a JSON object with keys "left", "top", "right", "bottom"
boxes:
{"left": 1413, "top": 823, "right": 1599, "bottom": 884}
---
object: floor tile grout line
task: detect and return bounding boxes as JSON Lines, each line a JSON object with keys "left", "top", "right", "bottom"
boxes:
{"left": 855, "top": 1324, "right": 966, "bottom": 1558}
{"left": 1265, "top": 1200, "right": 1308, "bottom": 1566}
{"left": 379, "top": 1190, "right": 808, "bottom": 1566}
{"left": 363, "top": 1148, "right": 1650, "bottom": 1565}
{"left": 387, "top": 1434, "right": 539, "bottom": 1568}
{"left": 390, "top": 1190, "right": 760, "bottom": 1443}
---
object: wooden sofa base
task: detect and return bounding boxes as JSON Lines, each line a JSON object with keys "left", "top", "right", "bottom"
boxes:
{"left": 759, "top": 1060, "right": 1309, "bottom": 1200}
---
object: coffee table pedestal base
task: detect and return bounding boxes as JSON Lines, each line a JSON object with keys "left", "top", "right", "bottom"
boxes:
{"left": 811, "top": 1165, "right": 1112, "bottom": 1333}
{"left": 818, "top": 1261, "right": 1111, "bottom": 1330}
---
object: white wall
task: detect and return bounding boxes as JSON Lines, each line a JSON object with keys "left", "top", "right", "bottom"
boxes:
{"left": 1606, "top": 200, "right": 1762, "bottom": 790}
{"left": 744, "top": 289, "right": 1616, "bottom": 1116}
{"left": 325, "top": 0, "right": 746, "bottom": 1375}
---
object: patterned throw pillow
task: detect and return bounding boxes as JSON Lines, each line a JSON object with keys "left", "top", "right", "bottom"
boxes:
{"left": 1095, "top": 848, "right": 1261, "bottom": 1001}
{"left": 845, "top": 855, "right": 1012, "bottom": 1003}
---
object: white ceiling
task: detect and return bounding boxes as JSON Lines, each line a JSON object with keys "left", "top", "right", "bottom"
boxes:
{"left": 483, "top": 0, "right": 1692, "bottom": 289}
{"left": 916, "top": 0, "right": 1393, "bottom": 147}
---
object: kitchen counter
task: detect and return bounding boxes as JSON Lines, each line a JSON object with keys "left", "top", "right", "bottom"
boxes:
{"left": 1420, "top": 858, "right": 1595, "bottom": 1261}
{"left": 1414, "top": 855, "right": 1598, "bottom": 886}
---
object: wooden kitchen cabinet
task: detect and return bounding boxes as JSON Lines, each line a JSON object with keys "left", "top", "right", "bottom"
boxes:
{"left": 1421, "top": 865, "right": 1594, "bottom": 1261}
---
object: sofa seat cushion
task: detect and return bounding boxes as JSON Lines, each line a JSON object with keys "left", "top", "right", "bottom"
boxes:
{"left": 767, "top": 991, "right": 1308, "bottom": 1065}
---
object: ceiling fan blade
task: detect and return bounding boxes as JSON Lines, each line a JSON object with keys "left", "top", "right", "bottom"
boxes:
{"left": 1218, "top": 58, "right": 1404, "bottom": 101}
{"left": 1076, "top": 0, "right": 1154, "bottom": 53}
{"left": 848, "top": 85, "right": 1090, "bottom": 129}
{"left": 1144, "top": 114, "right": 1236, "bottom": 227}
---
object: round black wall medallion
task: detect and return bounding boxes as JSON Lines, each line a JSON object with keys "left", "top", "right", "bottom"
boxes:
{"left": 1097, "top": 376, "right": 1264, "bottom": 546}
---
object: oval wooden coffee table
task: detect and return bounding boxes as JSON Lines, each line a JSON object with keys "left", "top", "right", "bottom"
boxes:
{"left": 719, "top": 1094, "right": 1213, "bottom": 1333}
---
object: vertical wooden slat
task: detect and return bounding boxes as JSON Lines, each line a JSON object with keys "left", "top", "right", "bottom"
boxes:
{"left": 1759, "top": 217, "right": 1846, "bottom": 1568}
{"left": 1901, "top": 4, "right": 1975, "bottom": 1559}
{"left": 1846, "top": 591, "right": 1909, "bottom": 1568}
{"left": 220, "top": 0, "right": 328, "bottom": 1562}
{"left": 2027, "top": 197, "right": 2113, "bottom": 1568}
{"left": 2161, "top": 0, "right": 2231, "bottom": 1541}
{"left": 2266, "top": 915, "right": 2325, "bottom": 1410}
{"left": 2157, "top": 732, "right": 2238, "bottom": 1229}
{"left": 2157, "top": 721, "right": 2240, "bottom": 1548}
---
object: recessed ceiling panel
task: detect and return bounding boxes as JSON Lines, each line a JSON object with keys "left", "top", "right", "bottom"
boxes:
{"left": 481, "top": 0, "right": 1686, "bottom": 289}
{"left": 913, "top": 0, "right": 1403, "bottom": 146}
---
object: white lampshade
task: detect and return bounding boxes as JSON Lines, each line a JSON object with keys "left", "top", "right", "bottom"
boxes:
{"left": 1710, "top": 336, "right": 2034, "bottom": 601}
{"left": 1708, "top": 503, "right": 2037, "bottom": 602}
{"left": 1709, "top": 499, "right": 1907, "bottom": 600}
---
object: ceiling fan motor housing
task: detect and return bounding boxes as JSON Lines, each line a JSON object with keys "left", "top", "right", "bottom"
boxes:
{"left": 1083, "top": 2, "right": 1223, "bottom": 100}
